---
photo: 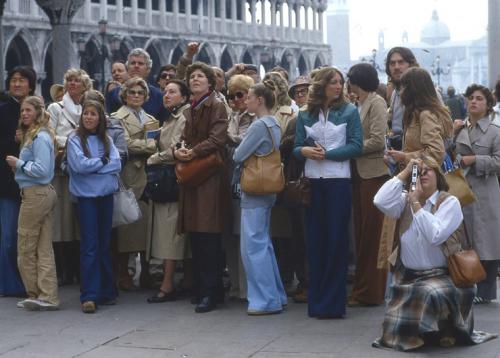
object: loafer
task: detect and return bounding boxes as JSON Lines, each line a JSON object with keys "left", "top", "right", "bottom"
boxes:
{"left": 195, "top": 296, "right": 216, "bottom": 313}
{"left": 147, "top": 289, "right": 176, "bottom": 303}
{"left": 82, "top": 301, "right": 96, "bottom": 314}
{"left": 247, "top": 308, "right": 282, "bottom": 316}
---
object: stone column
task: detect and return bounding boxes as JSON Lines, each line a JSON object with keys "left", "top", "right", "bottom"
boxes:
{"left": 198, "top": 0, "right": 204, "bottom": 33}
{"left": 186, "top": 0, "right": 192, "bottom": 31}
{"left": 100, "top": 0, "right": 107, "bottom": 19}
{"left": 221, "top": 0, "right": 226, "bottom": 34}
{"left": 270, "top": 0, "right": 277, "bottom": 39}
{"left": 250, "top": 0, "right": 256, "bottom": 36}
{"left": 209, "top": 0, "right": 215, "bottom": 33}
{"left": 304, "top": 1, "right": 309, "bottom": 42}
{"left": 131, "top": 0, "right": 138, "bottom": 25}
{"left": 116, "top": 0, "right": 123, "bottom": 25}
{"left": 295, "top": 2, "right": 301, "bottom": 41}
{"left": 232, "top": 0, "right": 237, "bottom": 34}
{"left": 261, "top": 0, "right": 266, "bottom": 38}
{"left": 312, "top": 2, "right": 317, "bottom": 42}
{"left": 288, "top": 0, "right": 294, "bottom": 39}
{"left": 173, "top": 0, "right": 179, "bottom": 30}
{"left": 30, "top": 0, "right": 38, "bottom": 16}
{"left": 159, "top": 0, "right": 166, "bottom": 28}
{"left": 279, "top": 1, "right": 285, "bottom": 40}
{"left": 489, "top": 0, "right": 500, "bottom": 87}
{"left": 145, "top": 0, "right": 152, "bottom": 26}
{"left": 34, "top": 0, "right": 85, "bottom": 84}
{"left": 84, "top": 0, "right": 91, "bottom": 22}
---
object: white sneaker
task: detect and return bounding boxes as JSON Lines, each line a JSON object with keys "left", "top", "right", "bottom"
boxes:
{"left": 23, "top": 298, "right": 59, "bottom": 311}
{"left": 17, "top": 299, "right": 27, "bottom": 308}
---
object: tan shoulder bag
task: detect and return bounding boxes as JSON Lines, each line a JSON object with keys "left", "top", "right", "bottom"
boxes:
{"left": 240, "top": 125, "right": 285, "bottom": 195}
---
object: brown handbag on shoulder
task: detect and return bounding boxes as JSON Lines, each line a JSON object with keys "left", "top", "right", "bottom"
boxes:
{"left": 435, "top": 193, "right": 486, "bottom": 288}
{"left": 175, "top": 152, "right": 223, "bottom": 187}
{"left": 240, "top": 125, "right": 285, "bottom": 195}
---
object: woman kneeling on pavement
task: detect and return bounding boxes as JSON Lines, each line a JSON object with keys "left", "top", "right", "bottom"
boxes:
{"left": 67, "top": 100, "right": 122, "bottom": 313}
{"left": 6, "top": 96, "right": 59, "bottom": 311}
{"left": 372, "top": 155, "right": 496, "bottom": 351}
{"left": 233, "top": 81, "right": 287, "bottom": 315}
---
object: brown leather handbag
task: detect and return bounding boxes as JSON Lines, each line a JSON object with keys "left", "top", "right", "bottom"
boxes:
{"left": 175, "top": 152, "right": 223, "bottom": 187}
{"left": 440, "top": 220, "right": 486, "bottom": 288}
{"left": 281, "top": 175, "right": 310, "bottom": 208}
{"left": 240, "top": 126, "right": 285, "bottom": 195}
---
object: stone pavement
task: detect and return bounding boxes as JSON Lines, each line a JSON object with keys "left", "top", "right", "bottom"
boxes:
{"left": 0, "top": 285, "right": 499, "bottom": 358}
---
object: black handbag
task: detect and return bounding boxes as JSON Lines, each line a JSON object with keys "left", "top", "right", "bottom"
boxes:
{"left": 144, "top": 164, "right": 179, "bottom": 203}
{"left": 281, "top": 175, "right": 310, "bottom": 208}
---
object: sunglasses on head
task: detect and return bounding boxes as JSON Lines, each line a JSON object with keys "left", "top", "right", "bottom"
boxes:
{"left": 227, "top": 91, "right": 245, "bottom": 100}
{"left": 160, "top": 72, "right": 175, "bottom": 80}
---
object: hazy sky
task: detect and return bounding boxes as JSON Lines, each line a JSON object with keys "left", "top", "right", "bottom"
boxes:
{"left": 338, "top": 0, "right": 488, "bottom": 60}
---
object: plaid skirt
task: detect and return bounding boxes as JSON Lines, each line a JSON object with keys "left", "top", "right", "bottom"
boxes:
{"left": 373, "top": 267, "right": 496, "bottom": 351}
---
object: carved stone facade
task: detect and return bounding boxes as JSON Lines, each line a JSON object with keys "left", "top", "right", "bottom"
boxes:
{"left": 2, "top": 0, "right": 330, "bottom": 98}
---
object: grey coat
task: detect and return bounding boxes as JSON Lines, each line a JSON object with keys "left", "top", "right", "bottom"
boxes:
{"left": 455, "top": 116, "right": 500, "bottom": 260}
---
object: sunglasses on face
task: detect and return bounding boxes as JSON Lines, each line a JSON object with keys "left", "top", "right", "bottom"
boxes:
{"left": 160, "top": 72, "right": 175, "bottom": 80}
{"left": 127, "top": 89, "right": 146, "bottom": 96}
{"left": 227, "top": 91, "right": 245, "bottom": 101}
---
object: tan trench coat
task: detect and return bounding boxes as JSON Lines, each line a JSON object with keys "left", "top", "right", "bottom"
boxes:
{"left": 455, "top": 116, "right": 500, "bottom": 260}
{"left": 402, "top": 109, "right": 453, "bottom": 165}
{"left": 113, "top": 106, "right": 158, "bottom": 252}
{"left": 177, "top": 92, "right": 231, "bottom": 234}
{"left": 146, "top": 104, "right": 190, "bottom": 260}
{"left": 353, "top": 92, "right": 389, "bottom": 179}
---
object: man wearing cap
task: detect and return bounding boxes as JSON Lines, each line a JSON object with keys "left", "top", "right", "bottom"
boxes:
{"left": 0, "top": 66, "right": 37, "bottom": 297}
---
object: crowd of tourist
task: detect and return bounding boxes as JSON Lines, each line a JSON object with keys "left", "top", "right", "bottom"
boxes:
{"left": 1, "top": 42, "right": 499, "bottom": 351}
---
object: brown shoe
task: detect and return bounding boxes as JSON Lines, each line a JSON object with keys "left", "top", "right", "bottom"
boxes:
{"left": 82, "top": 301, "right": 96, "bottom": 314}
{"left": 117, "top": 275, "right": 136, "bottom": 291}
{"left": 293, "top": 290, "right": 308, "bottom": 303}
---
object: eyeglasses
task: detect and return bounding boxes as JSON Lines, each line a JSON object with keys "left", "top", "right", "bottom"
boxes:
{"left": 127, "top": 89, "right": 146, "bottom": 96}
{"left": 160, "top": 72, "right": 175, "bottom": 80}
{"left": 227, "top": 91, "right": 245, "bottom": 101}
{"left": 295, "top": 88, "right": 308, "bottom": 96}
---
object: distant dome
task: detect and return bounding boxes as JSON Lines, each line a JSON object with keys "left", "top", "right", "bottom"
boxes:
{"left": 420, "top": 10, "right": 450, "bottom": 45}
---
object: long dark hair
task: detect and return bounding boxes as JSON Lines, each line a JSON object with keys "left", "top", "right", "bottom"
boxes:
{"left": 77, "top": 100, "right": 110, "bottom": 158}
{"left": 400, "top": 68, "right": 450, "bottom": 129}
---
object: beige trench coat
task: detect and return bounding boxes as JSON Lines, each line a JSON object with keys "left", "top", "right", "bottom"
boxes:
{"left": 455, "top": 116, "right": 500, "bottom": 260}
{"left": 146, "top": 104, "right": 189, "bottom": 260}
{"left": 113, "top": 106, "right": 158, "bottom": 252}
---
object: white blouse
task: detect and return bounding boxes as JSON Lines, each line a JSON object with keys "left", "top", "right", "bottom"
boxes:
{"left": 373, "top": 177, "right": 463, "bottom": 270}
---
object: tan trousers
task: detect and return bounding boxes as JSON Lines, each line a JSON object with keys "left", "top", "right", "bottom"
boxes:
{"left": 17, "top": 184, "right": 59, "bottom": 305}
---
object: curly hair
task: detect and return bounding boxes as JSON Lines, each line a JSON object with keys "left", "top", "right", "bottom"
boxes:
{"left": 262, "top": 71, "right": 291, "bottom": 107}
{"left": 227, "top": 74, "right": 254, "bottom": 94}
{"left": 185, "top": 62, "right": 216, "bottom": 92}
{"left": 119, "top": 77, "right": 150, "bottom": 104}
{"left": 18, "top": 96, "right": 55, "bottom": 148}
{"left": 464, "top": 84, "right": 495, "bottom": 116}
{"left": 306, "top": 67, "right": 347, "bottom": 117}
{"left": 63, "top": 68, "right": 93, "bottom": 93}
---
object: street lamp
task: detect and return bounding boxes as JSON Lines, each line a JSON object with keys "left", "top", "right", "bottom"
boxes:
{"left": 98, "top": 19, "right": 108, "bottom": 92}
{"left": 431, "top": 55, "right": 451, "bottom": 87}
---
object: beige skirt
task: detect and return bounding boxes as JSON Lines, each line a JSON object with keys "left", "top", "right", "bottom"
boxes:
{"left": 146, "top": 201, "right": 190, "bottom": 260}
{"left": 52, "top": 174, "right": 80, "bottom": 242}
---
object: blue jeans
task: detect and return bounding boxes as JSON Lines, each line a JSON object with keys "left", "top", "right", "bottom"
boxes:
{"left": 0, "top": 198, "right": 25, "bottom": 295}
{"left": 306, "top": 178, "right": 351, "bottom": 317}
{"left": 241, "top": 206, "right": 287, "bottom": 311}
{"left": 77, "top": 195, "right": 115, "bottom": 303}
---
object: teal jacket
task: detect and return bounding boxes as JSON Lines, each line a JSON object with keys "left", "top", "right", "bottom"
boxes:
{"left": 293, "top": 103, "right": 363, "bottom": 162}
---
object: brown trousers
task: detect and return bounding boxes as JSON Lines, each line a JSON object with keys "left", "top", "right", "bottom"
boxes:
{"left": 17, "top": 185, "right": 59, "bottom": 305}
{"left": 350, "top": 167, "right": 388, "bottom": 305}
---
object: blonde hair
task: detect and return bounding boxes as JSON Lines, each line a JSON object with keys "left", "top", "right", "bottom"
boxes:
{"left": 63, "top": 68, "right": 93, "bottom": 93}
{"left": 19, "top": 96, "right": 55, "bottom": 148}
{"left": 262, "top": 71, "right": 292, "bottom": 107}
{"left": 228, "top": 74, "right": 254, "bottom": 94}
